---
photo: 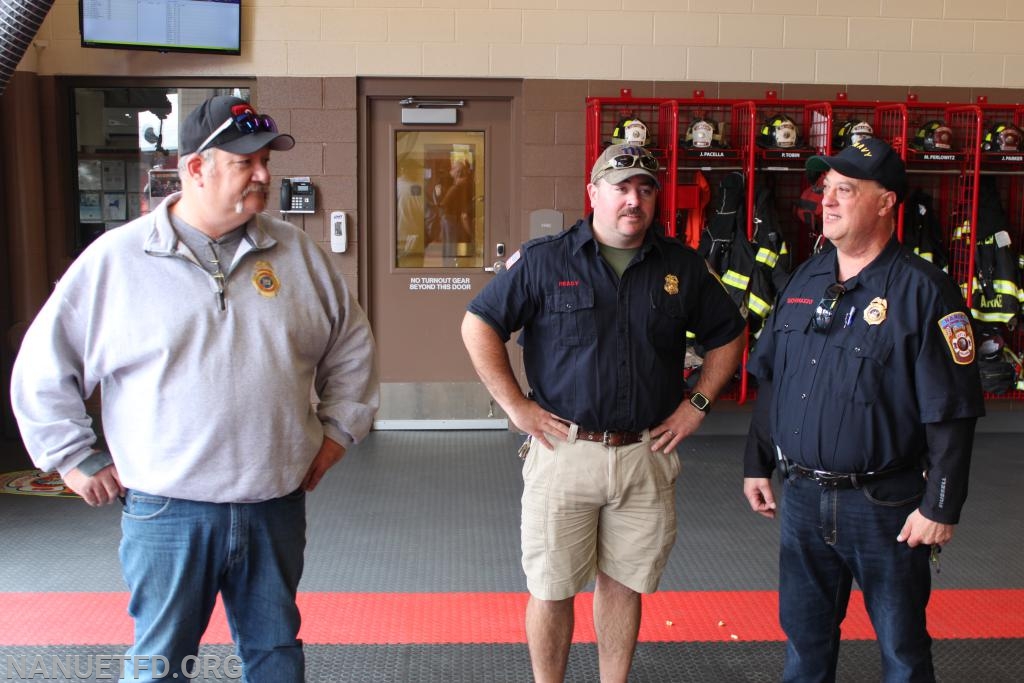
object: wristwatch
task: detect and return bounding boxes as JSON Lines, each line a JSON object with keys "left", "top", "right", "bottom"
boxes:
{"left": 689, "top": 392, "right": 712, "bottom": 414}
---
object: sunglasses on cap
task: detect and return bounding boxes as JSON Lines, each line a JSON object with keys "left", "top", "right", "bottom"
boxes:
{"left": 195, "top": 104, "right": 279, "bottom": 155}
{"left": 597, "top": 153, "right": 660, "bottom": 175}
{"left": 811, "top": 282, "right": 846, "bottom": 333}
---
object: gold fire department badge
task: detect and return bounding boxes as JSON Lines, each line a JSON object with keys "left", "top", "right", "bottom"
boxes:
{"left": 863, "top": 297, "right": 887, "bottom": 325}
{"left": 664, "top": 274, "right": 679, "bottom": 295}
{"left": 251, "top": 260, "right": 280, "bottom": 298}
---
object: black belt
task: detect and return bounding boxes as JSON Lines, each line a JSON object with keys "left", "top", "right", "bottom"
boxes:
{"left": 576, "top": 429, "right": 644, "bottom": 447}
{"left": 785, "top": 459, "right": 915, "bottom": 489}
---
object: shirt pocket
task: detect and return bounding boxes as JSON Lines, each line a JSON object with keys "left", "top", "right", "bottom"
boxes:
{"left": 647, "top": 289, "right": 688, "bottom": 351}
{"left": 772, "top": 305, "right": 812, "bottom": 379}
{"left": 547, "top": 285, "right": 596, "bottom": 346}
{"left": 835, "top": 334, "right": 893, "bottom": 404}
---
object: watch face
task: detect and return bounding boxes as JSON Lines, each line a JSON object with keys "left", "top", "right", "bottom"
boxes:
{"left": 691, "top": 393, "right": 710, "bottom": 411}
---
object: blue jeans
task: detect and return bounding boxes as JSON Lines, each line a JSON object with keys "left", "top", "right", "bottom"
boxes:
{"left": 118, "top": 489, "right": 307, "bottom": 682}
{"left": 779, "top": 474, "right": 934, "bottom": 683}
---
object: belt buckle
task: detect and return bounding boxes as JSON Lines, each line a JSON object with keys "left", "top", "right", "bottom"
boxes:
{"left": 602, "top": 431, "right": 614, "bottom": 446}
{"left": 812, "top": 470, "right": 842, "bottom": 487}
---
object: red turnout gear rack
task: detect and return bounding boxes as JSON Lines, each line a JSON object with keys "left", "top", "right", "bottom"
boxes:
{"left": 584, "top": 90, "right": 1024, "bottom": 403}
{"left": 972, "top": 97, "right": 1024, "bottom": 399}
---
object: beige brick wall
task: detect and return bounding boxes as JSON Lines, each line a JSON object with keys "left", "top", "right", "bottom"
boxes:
{"left": 18, "top": 2, "right": 1024, "bottom": 88}
{"left": 252, "top": 77, "right": 359, "bottom": 279}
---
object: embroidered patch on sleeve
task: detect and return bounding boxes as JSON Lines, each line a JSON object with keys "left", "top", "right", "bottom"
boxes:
{"left": 938, "top": 312, "right": 975, "bottom": 365}
{"left": 704, "top": 260, "right": 727, "bottom": 291}
{"left": 505, "top": 250, "right": 521, "bottom": 270}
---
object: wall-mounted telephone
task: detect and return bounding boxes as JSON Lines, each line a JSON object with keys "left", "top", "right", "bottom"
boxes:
{"left": 330, "top": 211, "right": 347, "bottom": 253}
{"left": 280, "top": 178, "right": 316, "bottom": 213}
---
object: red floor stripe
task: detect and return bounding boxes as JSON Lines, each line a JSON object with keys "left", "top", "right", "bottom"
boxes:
{"left": 1, "top": 590, "right": 1021, "bottom": 646}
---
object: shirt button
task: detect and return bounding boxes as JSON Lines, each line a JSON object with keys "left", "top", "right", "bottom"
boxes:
{"left": 854, "top": 346, "right": 861, "bottom": 352}
{"left": 801, "top": 393, "right": 807, "bottom": 399}
{"left": 810, "top": 358, "right": 817, "bottom": 365}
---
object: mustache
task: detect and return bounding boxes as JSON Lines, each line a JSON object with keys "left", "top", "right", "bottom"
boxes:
{"left": 241, "top": 183, "right": 269, "bottom": 199}
{"left": 235, "top": 183, "right": 269, "bottom": 214}
{"left": 619, "top": 208, "right": 645, "bottom": 218}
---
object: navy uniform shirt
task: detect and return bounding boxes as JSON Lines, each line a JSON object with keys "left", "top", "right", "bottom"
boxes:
{"left": 467, "top": 216, "right": 745, "bottom": 433}
{"left": 746, "top": 238, "right": 985, "bottom": 519}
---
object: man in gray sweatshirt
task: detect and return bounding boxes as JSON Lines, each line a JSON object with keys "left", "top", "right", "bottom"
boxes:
{"left": 11, "top": 95, "right": 379, "bottom": 682}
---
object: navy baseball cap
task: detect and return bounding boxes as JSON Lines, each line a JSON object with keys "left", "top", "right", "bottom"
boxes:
{"left": 806, "top": 136, "right": 907, "bottom": 203}
{"left": 179, "top": 95, "right": 295, "bottom": 156}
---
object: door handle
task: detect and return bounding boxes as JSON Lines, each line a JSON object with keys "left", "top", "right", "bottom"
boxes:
{"left": 484, "top": 260, "right": 506, "bottom": 274}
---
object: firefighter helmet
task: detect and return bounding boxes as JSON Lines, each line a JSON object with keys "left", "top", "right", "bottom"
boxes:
{"left": 911, "top": 120, "right": 955, "bottom": 152}
{"left": 611, "top": 117, "right": 649, "bottom": 146}
{"left": 833, "top": 119, "right": 874, "bottom": 150}
{"left": 683, "top": 117, "right": 722, "bottom": 148}
{"left": 977, "top": 326, "right": 1006, "bottom": 361}
{"left": 758, "top": 113, "right": 799, "bottom": 149}
{"left": 982, "top": 122, "right": 1023, "bottom": 152}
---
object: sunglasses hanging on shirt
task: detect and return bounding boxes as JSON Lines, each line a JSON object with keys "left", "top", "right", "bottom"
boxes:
{"left": 811, "top": 283, "right": 846, "bottom": 333}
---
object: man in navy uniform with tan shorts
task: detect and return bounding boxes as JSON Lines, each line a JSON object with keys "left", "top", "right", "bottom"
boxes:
{"left": 462, "top": 143, "right": 745, "bottom": 682}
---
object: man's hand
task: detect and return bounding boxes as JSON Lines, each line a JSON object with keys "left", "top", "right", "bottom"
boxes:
{"left": 507, "top": 401, "right": 570, "bottom": 450}
{"left": 897, "top": 509, "right": 954, "bottom": 547}
{"left": 651, "top": 403, "right": 705, "bottom": 454}
{"left": 63, "top": 465, "right": 125, "bottom": 507}
{"left": 302, "top": 437, "right": 346, "bottom": 492}
{"left": 743, "top": 477, "right": 777, "bottom": 519}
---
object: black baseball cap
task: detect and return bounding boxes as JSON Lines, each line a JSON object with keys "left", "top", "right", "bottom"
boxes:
{"left": 179, "top": 95, "right": 295, "bottom": 156}
{"left": 806, "top": 136, "right": 907, "bottom": 203}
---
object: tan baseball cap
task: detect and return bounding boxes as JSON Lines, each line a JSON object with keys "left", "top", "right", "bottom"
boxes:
{"left": 590, "top": 144, "right": 661, "bottom": 188}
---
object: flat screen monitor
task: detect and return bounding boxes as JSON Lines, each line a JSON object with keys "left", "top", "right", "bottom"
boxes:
{"left": 80, "top": 0, "right": 241, "bottom": 56}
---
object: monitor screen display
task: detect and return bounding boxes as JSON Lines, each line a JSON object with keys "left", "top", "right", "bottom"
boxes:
{"left": 80, "top": 0, "right": 241, "bottom": 55}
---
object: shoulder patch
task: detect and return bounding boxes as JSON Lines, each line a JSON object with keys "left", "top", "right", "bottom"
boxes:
{"left": 505, "top": 249, "right": 521, "bottom": 270}
{"left": 704, "top": 260, "right": 726, "bottom": 290}
{"left": 938, "top": 312, "right": 975, "bottom": 365}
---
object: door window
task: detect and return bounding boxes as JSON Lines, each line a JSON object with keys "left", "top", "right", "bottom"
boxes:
{"left": 395, "top": 131, "right": 484, "bottom": 268}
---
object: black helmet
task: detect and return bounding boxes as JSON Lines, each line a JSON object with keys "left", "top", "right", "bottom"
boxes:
{"left": 684, "top": 117, "right": 722, "bottom": 148}
{"left": 611, "top": 117, "right": 649, "bottom": 146}
{"left": 977, "top": 326, "right": 1006, "bottom": 361}
{"left": 833, "top": 119, "right": 874, "bottom": 150}
{"left": 911, "top": 120, "right": 954, "bottom": 152}
{"left": 758, "top": 113, "right": 799, "bottom": 148}
{"left": 982, "top": 122, "right": 1023, "bottom": 152}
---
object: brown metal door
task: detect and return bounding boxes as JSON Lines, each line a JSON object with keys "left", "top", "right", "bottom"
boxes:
{"left": 364, "top": 82, "right": 517, "bottom": 426}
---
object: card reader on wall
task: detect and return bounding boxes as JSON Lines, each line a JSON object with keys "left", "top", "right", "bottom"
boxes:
{"left": 280, "top": 178, "right": 316, "bottom": 214}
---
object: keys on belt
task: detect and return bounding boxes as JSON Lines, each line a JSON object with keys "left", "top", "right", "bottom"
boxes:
{"left": 575, "top": 429, "right": 644, "bottom": 447}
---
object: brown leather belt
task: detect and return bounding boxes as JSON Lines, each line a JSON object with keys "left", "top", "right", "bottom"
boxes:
{"left": 575, "top": 429, "right": 645, "bottom": 447}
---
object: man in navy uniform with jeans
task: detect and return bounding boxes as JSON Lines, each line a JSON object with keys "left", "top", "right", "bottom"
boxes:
{"left": 743, "top": 137, "right": 984, "bottom": 682}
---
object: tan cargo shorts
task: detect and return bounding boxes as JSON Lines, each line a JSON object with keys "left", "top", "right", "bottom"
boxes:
{"left": 520, "top": 427, "right": 680, "bottom": 601}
